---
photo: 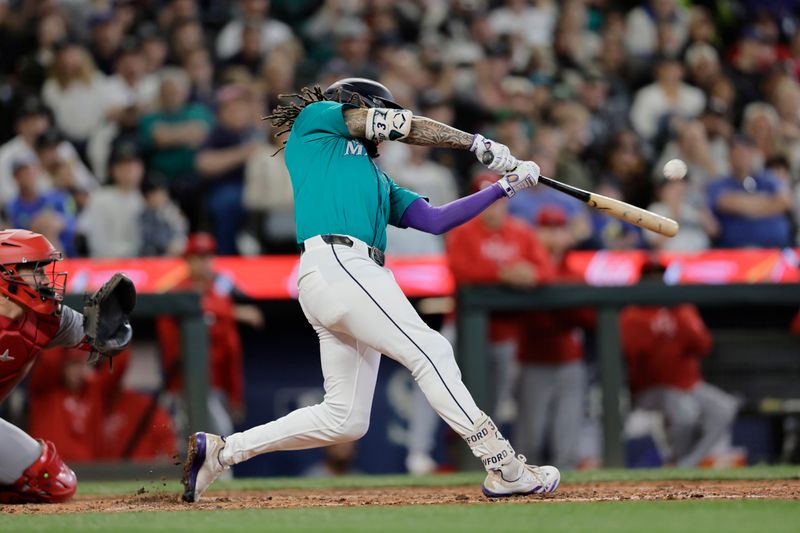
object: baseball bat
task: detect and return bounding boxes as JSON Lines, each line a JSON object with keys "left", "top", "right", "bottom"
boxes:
{"left": 482, "top": 152, "right": 679, "bottom": 237}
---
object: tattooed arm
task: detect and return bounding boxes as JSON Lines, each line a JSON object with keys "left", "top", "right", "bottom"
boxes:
{"left": 343, "top": 108, "right": 368, "bottom": 138}
{"left": 402, "top": 116, "right": 474, "bottom": 149}
{"left": 343, "top": 109, "right": 472, "bottom": 149}
{"left": 343, "top": 107, "right": 517, "bottom": 171}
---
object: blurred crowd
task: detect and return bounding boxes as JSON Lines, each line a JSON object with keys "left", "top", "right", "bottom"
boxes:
{"left": 0, "top": 0, "right": 799, "bottom": 258}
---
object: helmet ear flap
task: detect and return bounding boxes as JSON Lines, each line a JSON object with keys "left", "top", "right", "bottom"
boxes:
{"left": 0, "top": 265, "right": 17, "bottom": 294}
{"left": 341, "top": 90, "right": 367, "bottom": 108}
{"left": 352, "top": 93, "right": 366, "bottom": 107}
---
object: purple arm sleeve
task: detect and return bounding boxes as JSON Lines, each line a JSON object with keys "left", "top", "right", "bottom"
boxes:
{"left": 399, "top": 183, "right": 505, "bottom": 235}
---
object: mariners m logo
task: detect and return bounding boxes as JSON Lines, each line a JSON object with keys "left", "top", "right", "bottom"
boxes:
{"left": 344, "top": 140, "right": 365, "bottom": 156}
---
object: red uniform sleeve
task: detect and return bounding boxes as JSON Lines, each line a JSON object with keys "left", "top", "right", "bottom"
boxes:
{"left": 674, "top": 305, "right": 712, "bottom": 358}
{"left": 446, "top": 224, "right": 502, "bottom": 283}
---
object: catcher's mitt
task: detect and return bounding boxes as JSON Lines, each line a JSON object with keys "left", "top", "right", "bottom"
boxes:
{"left": 84, "top": 273, "right": 136, "bottom": 367}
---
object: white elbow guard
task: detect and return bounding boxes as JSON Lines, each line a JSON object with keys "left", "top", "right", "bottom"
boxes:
{"left": 365, "top": 108, "right": 413, "bottom": 142}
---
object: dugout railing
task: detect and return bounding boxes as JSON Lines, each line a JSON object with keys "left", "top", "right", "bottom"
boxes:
{"left": 456, "top": 282, "right": 800, "bottom": 468}
{"left": 63, "top": 292, "right": 208, "bottom": 480}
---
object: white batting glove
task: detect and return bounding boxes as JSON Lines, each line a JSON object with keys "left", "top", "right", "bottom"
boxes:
{"left": 471, "top": 134, "right": 519, "bottom": 172}
{"left": 496, "top": 160, "right": 540, "bottom": 198}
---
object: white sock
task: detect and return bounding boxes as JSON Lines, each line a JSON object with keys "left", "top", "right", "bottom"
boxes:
{"left": 463, "top": 413, "right": 521, "bottom": 477}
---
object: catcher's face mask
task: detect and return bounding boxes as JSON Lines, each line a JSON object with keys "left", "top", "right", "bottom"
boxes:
{"left": 0, "top": 258, "right": 67, "bottom": 315}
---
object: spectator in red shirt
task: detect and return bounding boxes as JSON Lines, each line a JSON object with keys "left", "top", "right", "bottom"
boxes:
{"left": 157, "top": 232, "right": 263, "bottom": 438}
{"left": 447, "top": 172, "right": 555, "bottom": 423}
{"left": 620, "top": 259, "right": 738, "bottom": 467}
{"left": 27, "top": 347, "right": 106, "bottom": 462}
{"left": 28, "top": 347, "right": 177, "bottom": 462}
{"left": 515, "top": 206, "right": 594, "bottom": 470}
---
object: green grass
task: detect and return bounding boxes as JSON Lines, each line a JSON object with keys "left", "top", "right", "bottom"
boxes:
{"left": 2, "top": 501, "right": 799, "bottom": 533}
{"left": 74, "top": 464, "right": 800, "bottom": 496}
{"left": 1, "top": 467, "right": 797, "bottom": 533}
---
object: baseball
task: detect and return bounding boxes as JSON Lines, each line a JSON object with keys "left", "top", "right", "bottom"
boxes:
{"left": 663, "top": 159, "right": 688, "bottom": 180}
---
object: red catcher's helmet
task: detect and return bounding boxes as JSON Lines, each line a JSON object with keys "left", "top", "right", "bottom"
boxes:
{"left": 0, "top": 230, "right": 66, "bottom": 315}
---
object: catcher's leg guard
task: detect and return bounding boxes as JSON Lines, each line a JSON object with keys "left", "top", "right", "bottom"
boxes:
{"left": 0, "top": 440, "right": 77, "bottom": 504}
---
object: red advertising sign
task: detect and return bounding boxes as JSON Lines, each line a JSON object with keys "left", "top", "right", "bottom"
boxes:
{"left": 566, "top": 249, "right": 800, "bottom": 286}
{"left": 60, "top": 249, "right": 800, "bottom": 299}
{"left": 60, "top": 255, "right": 456, "bottom": 299}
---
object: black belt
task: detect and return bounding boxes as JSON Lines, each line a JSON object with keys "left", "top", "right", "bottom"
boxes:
{"left": 299, "top": 234, "right": 385, "bottom": 267}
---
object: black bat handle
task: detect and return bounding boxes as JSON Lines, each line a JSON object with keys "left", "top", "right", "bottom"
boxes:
{"left": 538, "top": 175, "right": 591, "bottom": 202}
{"left": 482, "top": 152, "right": 494, "bottom": 165}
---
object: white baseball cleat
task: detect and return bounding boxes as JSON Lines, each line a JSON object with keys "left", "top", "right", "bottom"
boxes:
{"left": 482, "top": 455, "right": 560, "bottom": 497}
{"left": 182, "top": 432, "right": 228, "bottom": 503}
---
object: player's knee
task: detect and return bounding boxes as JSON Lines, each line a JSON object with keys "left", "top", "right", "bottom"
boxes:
{"left": 666, "top": 395, "right": 700, "bottom": 428}
{"left": 334, "top": 415, "right": 370, "bottom": 442}
{"left": 324, "top": 401, "right": 370, "bottom": 442}
{"left": 408, "top": 333, "right": 462, "bottom": 384}
{"left": 425, "top": 333, "right": 457, "bottom": 367}
{"left": 706, "top": 398, "right": 738, "bottom": 429}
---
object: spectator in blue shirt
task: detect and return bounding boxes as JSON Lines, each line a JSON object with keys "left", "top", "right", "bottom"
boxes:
{"left": 706, "top": 135, "right": 792, "bottom": 248}
{"left": 195, "top": 84, "right": 262, "bottom": 255}
{"left": 6, "top": 155, "right": 76, "bottom": 256}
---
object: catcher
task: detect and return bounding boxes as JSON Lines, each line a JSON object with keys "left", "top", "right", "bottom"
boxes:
{"left": 0, "top": 229, "right": 135, "bottom": 503}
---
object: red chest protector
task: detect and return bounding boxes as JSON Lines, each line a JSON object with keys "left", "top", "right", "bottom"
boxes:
{"left": 0, "top": 310, "right": 61, "bottom": 403}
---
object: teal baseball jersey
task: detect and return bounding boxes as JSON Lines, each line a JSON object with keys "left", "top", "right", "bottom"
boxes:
{"left": 284, "top": 101, "right": 422, "bottom": 252}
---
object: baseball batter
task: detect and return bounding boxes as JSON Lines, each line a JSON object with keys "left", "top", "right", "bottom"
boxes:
{"left": 0, "top": 229, "right": 135, "bottom": 503}
{"left": 183, "top": 78, "right": 560, "bottom": 500}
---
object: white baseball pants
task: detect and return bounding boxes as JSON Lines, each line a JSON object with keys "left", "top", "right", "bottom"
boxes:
{"left": 221, "top": 235, "right": 483, "bottom": 466}
{"left": 515, "top": 361, "right": 586, "bottom": 469}
{"left": 635, "top": 382, "right": 738, "bottom": 467}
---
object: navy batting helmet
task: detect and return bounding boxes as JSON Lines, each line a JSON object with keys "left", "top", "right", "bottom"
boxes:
{"left": 323, "top": 78, "right": 402, "bottom": 109}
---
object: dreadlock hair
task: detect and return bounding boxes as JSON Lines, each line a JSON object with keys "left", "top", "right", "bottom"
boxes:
{"left": 265, "top": 84, "right": 379, "bottom": 157}
{"left": 266, "top": 85, "right": 326, "bottom": 149}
